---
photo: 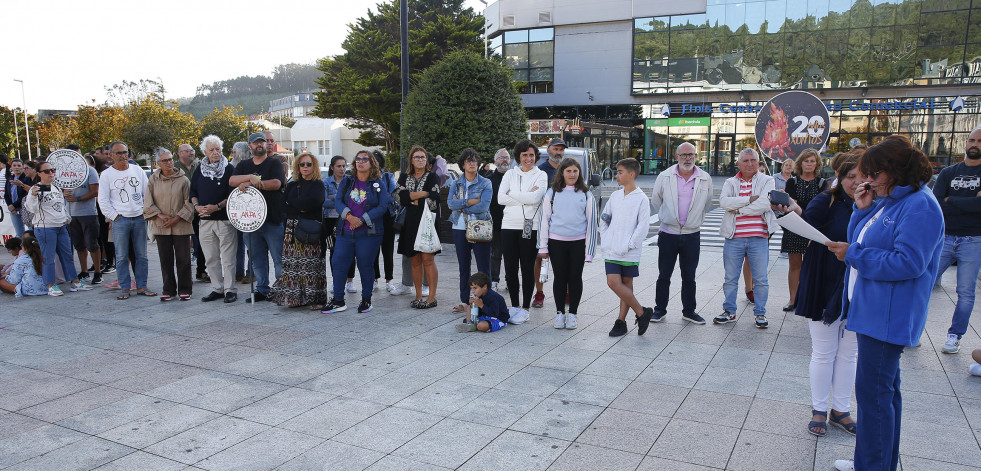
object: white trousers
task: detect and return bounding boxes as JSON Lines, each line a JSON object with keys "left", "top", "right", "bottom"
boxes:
{"left": 809, "top": 318, "right": 858, "bottom": 412}
{"left": 200, "top": 219, "right": 238, "bottom": 294}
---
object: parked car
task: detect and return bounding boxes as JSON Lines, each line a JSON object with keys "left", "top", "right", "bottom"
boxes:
{"left": 537, "top": 146, "right": 604, "bottom": 208}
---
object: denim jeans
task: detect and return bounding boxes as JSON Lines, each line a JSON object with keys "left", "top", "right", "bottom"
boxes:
{"left": 453, "top": 229, "right": 491, "bottom": 304}
{"left": 10, "top": 212, "right": 26, "bottom": 237}
{"left": 854, "top": 333, "right": 904, "bottom": 471}
{"left": 35, "top": 225, "right": 78, "bottom": 286}
{"left": 655, "top": 231, "right": 700, "bottom": 316}
{"left": 934, "top": 235, "right": 981, "bottom": 338}
{"left": 112, "top": 216, "right": 149, "bottom": 290}
{"left": 246, "top": 221, "right": 284, "bottom": 295}
{"left": 331, "top": 230, "right": 383, "bottom": 300}
{"left": 723, "top": 236, "right": 768, "bottom": 316}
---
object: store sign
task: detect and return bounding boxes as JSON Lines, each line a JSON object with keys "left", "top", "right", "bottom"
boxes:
{"left": 647, "top": 117, "right": 712, "bottom": 127}
{"left": 755, "top": 91, "right": 830, "bottom": 161}
{"left": 824, "top": 98, "right": 938, "bottom": 112}
{"left": 671, "top": 103, "right": 762, "bottom": 115}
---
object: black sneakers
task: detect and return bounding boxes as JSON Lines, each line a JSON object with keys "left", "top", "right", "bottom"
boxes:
{"left": 609, "top": 319, "right": 628, "bottom": 337}
{"left": 358, "top": 298, "right": 372, "bottom": 313}
{"left": 683, "top": 312, "right": 707, "bottom": 325}
{"left": 201, "top": 291, "right": 224, "bottom": 302}
{"left": 636, "top": 307, "right": 654, "bottom": 336}
{"left": 224, "top": 292, "right": 238, "bottom": 303}
{"left": 321, "top": 298, "right": 347, "bottom": 313}
{"left": 91, "top": 272, "right": 103, "bottom": 285}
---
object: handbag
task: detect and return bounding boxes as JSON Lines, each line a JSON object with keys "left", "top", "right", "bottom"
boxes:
{"left": 393, "top": 207, "right": 407, "bottom": 233}
{"left": 466, "top": 216, "right": 492, "bottom": 243}
{"left": 413, "top": 205, "right": 442, "bottom": 253}
{"left": 294, "top": 217, "right": 323, "bottom": 245}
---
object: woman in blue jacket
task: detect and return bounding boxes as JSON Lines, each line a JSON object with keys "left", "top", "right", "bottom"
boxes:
{"left": 447, "top": 148, "right": 493, "bottom": 313}
{"left": 827, "top": 135, "right": 943, "bottom": 471}
{"left": 321, "top": 150, "right": 391, "bottom": 315}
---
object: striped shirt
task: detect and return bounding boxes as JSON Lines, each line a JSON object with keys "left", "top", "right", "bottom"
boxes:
{"left": 733, "top": 177, "right": 768, "bottom": 238}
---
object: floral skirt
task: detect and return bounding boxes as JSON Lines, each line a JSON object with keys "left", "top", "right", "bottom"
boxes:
{"left": 270, "top": 218, "right": 328, "bottom": 307}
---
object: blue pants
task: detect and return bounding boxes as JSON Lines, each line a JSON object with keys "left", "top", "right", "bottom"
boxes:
{"left": 935, "top": 235, "right": 981, "bottom": 338}
{"left": 112, "top": 216, "right": 149, "bottom": 290}
{"left": 723, "top": 236, "right": 768, "bottom": 315}
{"left": 656, "top": 231, "right": 700, "bottom": 316}
{"left": 236, "top": 230, "right": 247, "bottom": 278}
{"left": 246, "top": 221, "right": 284, "bottom": 294}
{"left": 854, "top": 334, "right": 904, "bottom": 471}
{"left": 453, "top": 229, "right": 491, "bottom": 304}
{"left": 331, "top": 230, "right": 383, "bottom": 300}
{"left": 10, "top": 212, "right": 26, "bottom": 237}
{"left": 35, "top": 225, "right": 78, "bottom": 285}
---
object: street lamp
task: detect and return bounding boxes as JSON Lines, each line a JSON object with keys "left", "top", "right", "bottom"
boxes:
{"left": 479, "top": 0, "right": 489, "bottom": 59}
{"left": 13, "top": 79, "right": 31, "bottom": 161}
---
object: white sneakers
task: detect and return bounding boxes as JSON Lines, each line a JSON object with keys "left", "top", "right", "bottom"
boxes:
{"left": 422, "top": 286, "right": 430, "bottom": 297}
{"left": 970, "top": 363, "right": 981, "bottom": 376}
{"left": 48, "top": 286, "right": 64, "bottom": 296}
{"left": 942, "top": 333, "right": 961, "bottom": 354}
{"left": 491, "top": 282, "right": 498, "bottom": 291}
{"left": 553, "top": 312, "right": 578, "bottom": 329}
{"left": 508, "top": 307, "right": 529, "bottom": 325}
{"left": 373, "top": 280, "right": 379, "bottom": 292}
{"left": 345, "top": 281, "right": 357, "bottom": 293}
{"left": 70, "top": 280, "right": 93, "bottom": 292}
{"left": 833, "top": 460, "right": 854, "bottom": 471}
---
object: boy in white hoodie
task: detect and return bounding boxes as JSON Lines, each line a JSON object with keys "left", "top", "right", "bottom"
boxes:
{"left": 599, "top": 158, "right": 655, "bottom": 337}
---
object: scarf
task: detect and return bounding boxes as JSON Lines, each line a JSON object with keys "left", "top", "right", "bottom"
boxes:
{"left": 200, "top": 158, "right": 225, "bottom": 180}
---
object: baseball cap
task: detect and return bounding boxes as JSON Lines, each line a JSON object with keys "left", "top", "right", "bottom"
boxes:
{"left": 248, "top": 132, "right": 266, "bottom": 143}
{"left": 547, "top": 138, "right": 567, "bottom": 148}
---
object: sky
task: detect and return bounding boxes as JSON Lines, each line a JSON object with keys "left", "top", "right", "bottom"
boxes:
{"left": 2, "top": 0, "right": 488, "bottom": 113}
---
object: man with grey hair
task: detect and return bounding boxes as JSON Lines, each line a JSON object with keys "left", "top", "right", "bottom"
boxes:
{"left": 650, "top": 142, "right": 713, "bottom": 324}
{"left": 715, "top": 148, "right": 777, "bottom": 328}
{"left": 489, "top": 148, "right": 511, "bottom": 290}
{"left": 264, "top": 131, "right": 289, "bottom": 175}
{"left": 176, "top": 143, "right": 208, "bottom": 282}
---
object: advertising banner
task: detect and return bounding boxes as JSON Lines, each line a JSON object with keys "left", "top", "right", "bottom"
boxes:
{"left": 755, "top": 91, "right": 830, "bottom": 161}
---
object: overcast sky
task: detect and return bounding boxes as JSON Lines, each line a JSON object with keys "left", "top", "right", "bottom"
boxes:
{"left": 2, "top": 0, "right": 487, "bottom": 113}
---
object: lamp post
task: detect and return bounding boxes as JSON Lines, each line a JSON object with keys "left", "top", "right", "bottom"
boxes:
{"left": 479, "top": 0, "right": 489, "bottom": 59}
{"left": 12, "top": 105, "right": 20, "bottom": 159}
{"left": 13, "top": 79, "right": 31, "bottom": 161}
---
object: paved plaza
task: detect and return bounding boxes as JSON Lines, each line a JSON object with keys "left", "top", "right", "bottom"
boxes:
{"left": 0, "top": 235, "right": 979, "bottom": 471}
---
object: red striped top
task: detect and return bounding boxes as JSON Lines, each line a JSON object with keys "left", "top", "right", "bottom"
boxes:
{"left": 734, "top": 176, "right": 768, "bottom": 238}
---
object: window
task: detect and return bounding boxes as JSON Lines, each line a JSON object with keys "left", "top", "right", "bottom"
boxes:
{"left": 501, "top": 27, "right": 554, "bottom": 94}
{"left": 318, "top": 140, "right": 330, "bottom": 156}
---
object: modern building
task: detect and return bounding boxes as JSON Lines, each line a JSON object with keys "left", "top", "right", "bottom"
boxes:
{"left": 484, "top": 0, "right": 981, "bottom": 175}
{"left": 269, "top": 90, "right": 319, "bottom": 119}
{"left": 289, "top": 117, "right": 381, "bottom": 163}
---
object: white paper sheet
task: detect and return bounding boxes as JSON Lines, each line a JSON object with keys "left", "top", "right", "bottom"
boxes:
{"left": 776, "top": 211, "right": 831, "bottom": 245}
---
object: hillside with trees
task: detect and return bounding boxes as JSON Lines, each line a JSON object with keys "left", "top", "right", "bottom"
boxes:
{"left": 180, "top": 63, "right": 321, "bottom": 119}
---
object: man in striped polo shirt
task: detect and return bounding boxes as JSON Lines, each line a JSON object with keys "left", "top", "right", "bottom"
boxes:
{"left": 715, "top": 148, "right": 778, "bottom": 328}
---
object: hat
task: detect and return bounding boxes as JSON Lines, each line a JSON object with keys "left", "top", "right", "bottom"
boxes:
{"left": 547, "top": 138, "right": 567, "bottom": 148}
{"left": 248, "top": 132, "right": 266, "bottom": 143}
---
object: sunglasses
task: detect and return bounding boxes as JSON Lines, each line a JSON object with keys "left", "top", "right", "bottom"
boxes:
{"left": 298, "top": 162, "right": 314, "bottom": 168}
{"left": 158, "top": 158, "right": 173, "bottom": 163}
{"left": 355, "top": 157, "right": 371, "bottom": 163}
{"left": 40, "top": 169, "right": 56, "bottom": 174}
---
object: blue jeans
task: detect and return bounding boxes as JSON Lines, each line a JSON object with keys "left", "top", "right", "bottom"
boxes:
{"left": 934, "top": 235, "right": 981, "bottom": 338}
{"left": 112, "top": 216, "right": 149, "bottom": 290}
{"left": 453, "top": 229, "right": 491, "bottom": 304}
{"left": 246, "top": 221, "right": 284, "bottom": 294}
{"left": 331, "top": 230, "right": 383, "bottom": 300}
{"left": 854, "top": 333, "right": 904, "bottom": 471}
{"left": 236, "top": 230, "right": 247, "bottom": 278}
{"left": 35, "top": 225, "right": 78, "bottom": 286}
{"left": 656, "top": 231, "right": 700, "bottom": 316}
{"left": 10, "top": 212, "right": 26, "bottom": 237}
{"left": 723, "top": 236, "right": 768, "bottom": 316}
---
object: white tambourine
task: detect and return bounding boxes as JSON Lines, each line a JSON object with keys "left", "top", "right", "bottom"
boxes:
{"left": 47, "top": 149, "right": 89, "bottom": 189}
{"left": 227, "top": 186, "right": 268, "bottom": 233}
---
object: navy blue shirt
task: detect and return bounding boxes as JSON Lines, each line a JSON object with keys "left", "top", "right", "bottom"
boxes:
{"left": 189, "top": 164, "right": 234, "bottom": 221}
{"left": 478, "top": 288, "right": 510, "bottom": 323}
{"left": 538, "top": 160, "right": 559, "bottom": 187}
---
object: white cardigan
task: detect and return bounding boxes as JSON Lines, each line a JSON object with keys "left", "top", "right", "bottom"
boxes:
{"left": 497, "top": 166, "right": 547, "bottom": 231}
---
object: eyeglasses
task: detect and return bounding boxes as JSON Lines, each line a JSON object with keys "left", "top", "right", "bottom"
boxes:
{"left": 411, "top": 155, "right": 427, "bottom": 160}
{"left": 298, "top": 162, "right": 314, "bottom": 168}
{"left": 354, "top": 157, "right": 371, "bottom": 163}
{"left": 158, "top": 158, "right": 173, "bottom": 163}
{"left": 39, "top": 169, "right": 56, "bottom": 174}
{"left": 677, "top": 153, "right": 697, "bottom": 158}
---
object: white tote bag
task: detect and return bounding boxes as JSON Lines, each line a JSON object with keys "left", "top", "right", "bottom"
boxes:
{"left": 413, "top": 204, "right": 442, "bottom": 253}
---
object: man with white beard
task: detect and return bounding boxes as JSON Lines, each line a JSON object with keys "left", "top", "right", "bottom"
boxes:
{"left": 649, "top": 141, "right": 714, "bottom": 324}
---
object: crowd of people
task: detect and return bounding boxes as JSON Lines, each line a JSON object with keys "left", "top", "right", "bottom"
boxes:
{"left": 3, "top": 127, "right": 981, "bottom": 471}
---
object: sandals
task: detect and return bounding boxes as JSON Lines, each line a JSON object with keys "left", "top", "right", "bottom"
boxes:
{"left": 410, "top": 299, "right": 423, "bottom": 308}
{"left": 117, "top": 292, "right": 131, "bottom": 300}
{"left": 830, "top": 410, "right": 857, "bottom": 436}
{"left": 416, "top": 300, "right": 438, "bottom": 309}
{"left": 783, "top": 303, "right": 796, "bottom": 312}
{"left": 136, "top": 289, "right": 157, "bottom": 297}
{"left": 808, "top": 410, "right": 828, "bottom": 437}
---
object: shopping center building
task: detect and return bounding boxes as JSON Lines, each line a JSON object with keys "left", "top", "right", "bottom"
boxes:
{"left": 483, "top": 0, "right": 981, "bottom": 175}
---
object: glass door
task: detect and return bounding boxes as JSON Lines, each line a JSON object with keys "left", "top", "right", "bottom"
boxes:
{"left": 713, "top": 133, "right": 737, "bottom": 176}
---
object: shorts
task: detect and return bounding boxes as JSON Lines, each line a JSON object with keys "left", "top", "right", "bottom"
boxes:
{"left": 69, "top": 215, "right": 100, "bottom": 252}
{"left": 476, "top": 316, "right": 506, "bottom": 332}
{"left": 605, "top": 261, "right": 639, "bottom": 278}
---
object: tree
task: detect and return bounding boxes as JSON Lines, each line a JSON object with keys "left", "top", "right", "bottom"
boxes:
{"left": 38, "top": 114, "right": 79, "bottom": 152}
{"left": 313, "top": 0, "right": 484, "bottom": 154}
{"left": 403, "top": 52, "right": 527, "bottom": 161}
{"left": 105, "top": 78, "right": 167, "bottom": 106}
{"left": 200, "top": 105, "right": 253, "bottom": 155}
{"left": 121, "top": 95, "right": 201, "bottom": 157}
{"left": 74, "top": 103, "right": 126, "bottom": 152}
{"left": 0, "top": 106, "right": 42, "bottom": 160}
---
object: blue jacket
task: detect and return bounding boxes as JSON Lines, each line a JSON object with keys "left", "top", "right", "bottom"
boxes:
{"left": 842, "top": 185, "right": 944, "bottom": 346}
{"left": 322, "top": 176, "right": 343, "bottom": 218}
{"left": 447, "top": 174, "right": 492, "bottom": 225}
{"left": 334, "top": 175, "right": 392, "bottom": 236}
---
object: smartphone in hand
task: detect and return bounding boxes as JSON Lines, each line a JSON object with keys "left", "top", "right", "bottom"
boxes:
{"left": 769, "top": 190, "right": 791, "bottom": 207}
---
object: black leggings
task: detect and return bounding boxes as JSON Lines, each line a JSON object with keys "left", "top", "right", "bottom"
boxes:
{"left": 549, "top": 238, "right": 585, "bottom": 314}
{"left": 501, "top": 228, "right": 538, "bottom": 309}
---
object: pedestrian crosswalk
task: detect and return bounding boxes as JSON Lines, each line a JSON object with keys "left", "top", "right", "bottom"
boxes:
{"left": 646, "top": 206, "right": 785, "bottom": 251}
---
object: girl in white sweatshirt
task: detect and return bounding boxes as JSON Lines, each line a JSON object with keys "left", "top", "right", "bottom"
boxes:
{"left": 497, "top": 139, "right": 547, "bottom": 323}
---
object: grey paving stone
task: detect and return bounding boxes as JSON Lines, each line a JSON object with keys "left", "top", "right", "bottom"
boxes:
{"left": 392, "top": 417, "right": 502, "bottom": 468}
{"left": 763, "top": 351, "right": 811, "bottom": 378}
{"left": 655, "top": 340, "right": 720, "bottom": 365}
{"left": 106, "top": 363, "right": 205, "bottom": 394}
{"left": 395, "top": 380, "right": 489, "bottom": 416}
{"left": 344, "top": 371, "right": 440, "bottom": 406}
{"left": 458, "top": 430, "right": 569, "bottom": 471}
{"left": 708, "top": 345, "right": 771, "bottom": 371}
{"left": 18, "top": 385, "right": 133, "bottom": 422}
{"left": 144, "top": 415, "right": 269, "bottom": 465}
{"left": 393, "top": 351, "right": 476, "bottom": 378}
{"left": 902, "top": 391, "right": 969, "bottom": 427}
{"left": 495, "top": 366, "right": 577, "bottom": 397}
{"left": 0, "top": 411, "right": 47, "bottom": 440}
{"left": 648, "top": 418, "right": 739, "bottom": 469}
{"left": 634, "top": 358, "right": 706, "bottom": 388}
{"left": 0, "top": 423, "right": 87, "bottom": 468}
{"left": 693, "top": 365, "right": 763, "bottom": 397}
{"left": 755, "top": 371, "right": 812, "bottom": 405}
{"left": 579, "top": 351, "right": 653, "bottom": 381}
{"left": 0, "top": 371, "right": 96, "bottom": 412}
{"left": 3, "top": 436, "right": 135, "bottom": 471}
{"left": 899, "top": 419, "right": 981, "bottom": 466}
{"left": 333, "top": 406, "right": 442, "bottom": 454}
{"left": 442, "top": 359, "right": 525, "bottom": 388}
{"left": 92, "top": 451, "right": 188, "bottom": 470}
{"left": 143, "top": 371, "right": 243, "bottom": 403}
{"left": 237, "top": 328, "right": 316, "bottom": 349}
{"left": 815, "top": 441, "right": 856, "bottom": 471}
{"left": 57, "top": 394, "right": 178, "bottom": 435}
{"left": 183, "top": 377, "right": 287, "bottom": 414}
{"left": 298, "top": 363, "right": 390, "bottom": 396}
{"left": 727, "top": 429, "right": 815, "bottom": 471}
{"left": 196, "top": 427, "right": 324, "bottom": 470}
{"left": 636, "top": 455, "right": 720, "bottom": 471}
{"left": 604, "top": 332, "right": 672, "bottom": 358}
{"left": 548, "top": 442, "right": 645, "bottom": 471}
{"left": 216, "top": 351, "right": 296, "bottom": 377}
{"left": 900, "top": 455, "right": 981, "bottom": 471}
{"left": 274, "top": 440, "right": 384, "bottom": 471}
{"left": 364, "top": 454, "right": 451, "bottom": 471}
{"left": 743, "top": 397, "right": 820, "bottom": 442}
{"left": 277, "top": 395, "right": 384, "bottom": 438}
{"left": 490, "top": 341, "right": 555, "bottom": 364}
{"left": 610, "top": 381, "right": 689, "bottom": 417}
{"left": 510, "top": 397, "right": 605, "bottom": 441}
{"left": 549, "top": 373, "right": 631, "bottom": 407}
{"left": 673, "top": 323, "right": 731, "bottom": 346}
{"left": 230, "top": 387, "right": 334, "bottom": 426}
{"left": 252, "top": 356, "right": 343, "bottom": 386}
{"left": 576, "top": 407, "right": 669, "bottom": 454}
{"left": 97, "top": 403, "right": 221, "bottom": 449}
{"left": 449, "top": 389, "right": 545, "bottom": 429}
{"left": 674, "top": 389, "right": 753, "bottom": 428}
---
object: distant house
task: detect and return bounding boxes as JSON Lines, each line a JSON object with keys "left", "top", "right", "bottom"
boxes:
{"left": 269, "top": 90, "right": 319, "bottom": 119}
{"left": 289, "top": 117, "right": 381, "bottom": 162}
